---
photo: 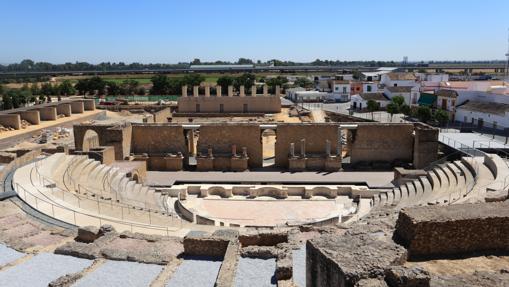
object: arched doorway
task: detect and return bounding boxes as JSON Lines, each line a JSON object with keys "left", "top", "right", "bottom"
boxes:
{"left": 82, "top": 130, "right": 100, "bottom": 152}
{"left": 261, "top": 128, "right": 276, "bottom": 167}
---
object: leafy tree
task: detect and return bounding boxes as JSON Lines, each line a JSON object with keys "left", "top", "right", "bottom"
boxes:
{"left": 400, "top": 104, "right": 411, "bottom": 116}
{"left": 216, "top": 76, "right": 235, "bottom": 91}
{"left": 2, "top": 93, "right": 12, "bottom": 110}
{"left": 0, "top": 84, "right": 3, "bottom": 95}
{"left": 182, "top": 74, "right": 204, "bottom": 86}
{"left": 265, "top": 76, "right": 288, "bottom": 93}
{"left": 38, "top": 94, "right": 46, "bottom": 103}
{"left": 40, "top": 82, "right": 54, "bottom": 96}
{"left": 191, "top": 58, "right": 201, "bottom": 65}
{"left": 386, "top": 102, "right": 399, "bottom": 120}
{"left": 8, "top": 90, "right": 21, "bottom": 108}
{"left": 234, "top": 73, "right": 256, "bottom": 90}
{"left": 58, "top": 80, "right": 76, "bottom": 96}
{"left": 434, "top": 109, "right": 449, "bottom": 126}
{"left": 416, "top": 106, "right": 432, "bottom": 122}
{"left": 294, "top": 77, "right": 313, "bottom": 88}
{"left": 237, "top": 58, "right": 253, "bottom": 65}
{"left": 106, "top": 81, "right": 121, "bottom": 96}
{"left": 136, "top": 87, "right": 146, "bottom": 95}
{"left": 392, "top": 95, "right": 405, "bottom": 107}
{"left": 367, "top": 99, "right": 378, "bottom": 119}
{"left": 150, "top": 75, "right": 170, "bottom": 95}
{"left": 120, "top": 79, "right": 138, "bottom": 95}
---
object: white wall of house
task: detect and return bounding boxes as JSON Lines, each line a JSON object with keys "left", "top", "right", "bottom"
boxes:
{"left": 456, "top": 90, "right": 509, "bottom": 106}
{"left": 455, "top": 108, "right": 509, "bottom": 129}
{"left": 380, "top": 74, "right": 417, "bottom": 87}
{"left": 437, "top": 96, "right": 456, "bottom": 112}
{"left": 384, "top": 86, "right": 420, "bottom": 105}
{"left": 362, "top": 82, "right": 378, "bottom": 93}
{"left": 351, "top": 94, "right": 390, "bottom": 110}
{"left": 332, "top": 83, "right": 351, "bottom": 101}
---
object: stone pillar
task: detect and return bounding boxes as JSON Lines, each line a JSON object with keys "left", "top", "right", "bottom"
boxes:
{"left": 231, "top": 144, "right": 237, "bottom": 157}
{"left": 193, "top": 86, "right": 199, "bottom": 97}
{"left": 251, "top": 85, "right": 256, "bottom": 97}
{"left": 325, "top": 140, "right": 331, "bottom": 157}
{"left": 290, "top": 143, "right": 295, "bottom": 157}
{"left": 239, "top": 86, "right": 245, "bottom": 97}
{"left": 181, "top": 85, "right": 188, "bottom": 97}
{"left": 205, "top": 86, "right": 210, "bottom": 97}
{"left": 300, "top": 139, "right": 306, "bottom": 157}
{"left": 208, "top": 145, "right": 213, "bottom": 158}
{"left": 263, "top": 85, "right": 268, "bottom": 97}
{"left": 216, "top": 86, "right": 222, "bottom": 97}
{"left": 227, "top": 85, "right": 233, "bottom": 97}
{"left": 337, "top": 128, "right": 342, "bottom": 156}
{"left": 275, "top": 85, "right": 281, "bottom": 97}
{"left": 189, "top": 130, "right": 195, "bottom": 156}
{"left": 242, "top": 147, "right": 248, "bottom": 158}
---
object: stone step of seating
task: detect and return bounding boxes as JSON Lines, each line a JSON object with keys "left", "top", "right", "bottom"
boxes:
{"left": 405, "top": 181, "right": 416, "bottom": 201}
{"left": 397, "top": 184, "right": 409, "bottom": 206}
{"left": 71, "top": 159, "right": 94, "bottom": 187}
{"left": 38, "top": 153, "right": 66, "bottom": 178}
{"left": 453, "top": 160, "right": 474, "bottom": 186}
{"left": 426, "top": 169, "right": 441, "bottom": 191}
{"left": 461, "top": 157, "right": 478, "bottom": 178}
{"left": 417, "top": 176, "right": 433, "bottom": 205}
{"left": 432, "top": 167, "right": 449, "bottom": 195}
{"left": 447, "top": 162, "right": 465, "bottom": 190}
{"left": 79, "top": 161, "right": 100, "bottom": 188}
{"left": 413, "top": 178, "right": 424, "bottom": 200}
{"left": 66, "top": 156, "right": 89, "bottom": 189}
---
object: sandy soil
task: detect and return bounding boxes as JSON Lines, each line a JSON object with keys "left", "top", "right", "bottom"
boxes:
{"left": 406, "top": 256, "right": 509, "bottom": 276}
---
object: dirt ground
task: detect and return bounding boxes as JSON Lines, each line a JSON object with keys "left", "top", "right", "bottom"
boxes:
{"left": 405, "top": 255, "right": 509, "bottom": 276}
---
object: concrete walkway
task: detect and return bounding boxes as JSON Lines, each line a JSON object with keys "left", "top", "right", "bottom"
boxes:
{"left": 146, "top": 170, "right": 395, "bottom": 188}
{"left": 440, "top": 132, "right": 509, "bottom": 149}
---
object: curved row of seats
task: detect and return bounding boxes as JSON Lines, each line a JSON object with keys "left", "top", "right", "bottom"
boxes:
{"left": 371, "top": 157, "right": 480, "bottom": 208}
{"left": 42, "top": 153, "right": 166, "bottom": 214}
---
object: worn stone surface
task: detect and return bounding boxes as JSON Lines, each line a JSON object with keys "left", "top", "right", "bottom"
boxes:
{"left": 183, "top": 233, "right": 229, "bottom": 257}
{"left": 215, "top": 241, "right": 240, "bottom": 287}
{"left": 76, "top": 226, "right": 100, "bottom": 243}
{"left": 395, "top": 202, "right": 509, "bottom": 259}
{"left": 276, "top": 252, "right": 293, "bottom": 281}
{"left": 48, "top": 272, "right": 83, "bottom": 287}
{"left": 354, "top": 278, "right": 389, "bottom": 287}
{"left": 429, "top": 271, "right": 509, "bottom": 287}
{"left": 241, "top": 245, "right": 279, "bottom": 259}
{"left": 307, "top": 233, "right": 407, "bottom": 287}
{"left": 239, "top": 229, "right": 288, "bottom": 247}
{"left": 385, "top": 266, "right": 430, "bottom": 287}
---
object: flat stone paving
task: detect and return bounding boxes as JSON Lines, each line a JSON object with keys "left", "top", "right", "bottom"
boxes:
{"left": 0, "top": 244, "right": 24, "bottom": 266}
{"left": 234, "top": 257, "right": 276, "bottom": 287}
{"left": 292, "top": 246, "right": 306, "bottom": 287}
{"left": 74, "top": 260, "right": 163, "bottom": 287}
{"left": 165, "top": 256, "right": 222, "bottom": 287}
{"left": 0, "top": 252, "right": 92, "bottom": 287}
{"left": 146, "top": 171, "right": 395, "bottom": 188}
{"left": 440, "top": 132, "right": 509, "bottom": 149}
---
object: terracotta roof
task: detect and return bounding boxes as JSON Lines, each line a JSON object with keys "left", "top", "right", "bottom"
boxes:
{"left": 457, "top": 101, "right": 509, "bottom": 116}
{"left": 386, "top": 86, "right": 413, "bottom": 93}
{"left": 435, "top": 89, "right": 458, "bottom": 98}
{"left": 359, "top": 92, "right": 389, "bottom": 101}
{"left": 386, "top": 72, "right": 416, "bottom": 81}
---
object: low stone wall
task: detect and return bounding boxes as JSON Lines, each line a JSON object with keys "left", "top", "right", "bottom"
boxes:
{"left": 215, "top": 241, "right": 240, "bottom": 287}
{"left": 0, "top": 114, "right": 21, "bottom": 129}
{"left": 83, "top": 99, "right": 96, "bottom": 110}
{"left": 71, "top": 101, "right": 85, "bottom": 113}
{"left": 56, "top": 103, "right": 72, "bottom": 116}
{"left": 38, "top": 107, "right": 57, "bottom": 120}
{"left": 196, "top": 214, "right": 215, "bottom": 225}
{"left": 18, "top": 110, "right": 40, "bottom": 125}
{"left": 0, "top": 149, "right": 41, "bottom": 193}
{"left": 239, "top": 230, "right": 288, "bottom": 247}
{"left": 395, "top": 202, "right": 509, "bottom": 259}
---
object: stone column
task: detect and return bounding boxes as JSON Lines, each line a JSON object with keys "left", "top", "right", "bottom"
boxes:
{"left": 325, "top": 139, "right": 331, "bottom": 157}
{"left": 275, "top": 85, "right": 281, "bottom": 97}
{"left": 188, "top": 130, "right": 195, "bottom": 155}
{"left": 290, "top": 143, "right": 295, "bottom": 157}
{"left": 205, "top": 86, "right": 210, "bottom": 97}
{"left": 216, "top": 86, "right": 222, "bottom": 97}
{"left": 181, "top": 85, "right": 188, "bottom": 97}
{"left": 208, "top": 145, "right": 213, "bottom": 158}
{"left": 227, "top": 85, "right": 233, "bottom": 97}
{"left": 263, "top": 85, "right": 268, "bottom": 97}
{"left": 239, "top": 85, "right": 245, "bottom": 97}
{"left": 337, "top": 128, "right": 342, "bottom": 156}
{"left": 193, "top": 86, "right": 199, "bottom": 97}
{"left": 242, "top": 147, "right": 248, "bottom": 158}
{"left": 300, "top": 139, "right": 306, "bottom": 157}
{"left": 232, "top": 144, "right": 237, "bottom": 157}
{"left": 251, "top": 85, "right": 256, "bottom": 97}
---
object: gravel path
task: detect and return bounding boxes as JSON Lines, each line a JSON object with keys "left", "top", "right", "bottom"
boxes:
{"left": 0, "top": 244, "right": 25, "bottom": 266}
{"left": 0, "top": 253, "right": 92, "bottom": 287}
{"left": 74, "top": 260, "right": 163, "bottom": 287}
{"left": 165, "top": 256, "right": 222, "bottom": 287}
{"left": 234, "top": 257, "right": 276, "bottom": 287}
{"left": 292, "top": 246, "right": 306, "bottom": 287}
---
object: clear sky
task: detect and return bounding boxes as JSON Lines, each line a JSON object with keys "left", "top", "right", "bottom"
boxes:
{"left": 1, "top": 0, "right": 508, "bottom": 64}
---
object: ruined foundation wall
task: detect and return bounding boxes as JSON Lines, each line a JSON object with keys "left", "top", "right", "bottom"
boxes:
{"left": 178, "top": 96, "right": 281, "bottom": 113}
{"left": 74, "top": 123, "right": 132, "bottom": 160}
{"left": 350, "top": 123, "right": 414, "bottom": 165}
{"left": 0, "top": 114, "right": 21, "bottom": 129}
{"left": 18, "top": 110, "right": 40, "bottom": 125}
{"left": 197, "top": 124, "right": 262, "bottom": 168}
{"left": 274, "top": 124, "right": 340, "bottom": 168}
{"left": 131, "top": 124, "right": 187, "bottom": 157}
{"left": 413, "top": 123, "right": 439, "bottom": 169}
{"left": 152, "top": 108, "right": 172, "bottom": 123}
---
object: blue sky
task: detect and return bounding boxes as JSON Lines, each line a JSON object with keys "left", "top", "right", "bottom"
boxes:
{"left": 1, "top": 0, "right": 508, "bottom": 64}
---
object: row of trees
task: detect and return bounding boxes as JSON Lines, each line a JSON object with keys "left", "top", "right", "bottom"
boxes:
{"left": 75, "top": 77, "right": 145, "bottom": 96}
{"left": 150, "top": 74, "right": 204, "bottom": 95}
{"left": 0, "top": 84, "right": 53, "bottom": 110}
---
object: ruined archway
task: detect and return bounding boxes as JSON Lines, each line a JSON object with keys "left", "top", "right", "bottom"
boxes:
{"left": 82, "top": 129, "right": 100, "bottom": 152}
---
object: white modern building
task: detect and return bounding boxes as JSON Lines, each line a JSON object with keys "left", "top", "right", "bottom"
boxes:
{"left": 351, "top": 92, "right": 390, "bottom": 110}
{"left": 380, "top": 72, "right": 418, "bottom": 88}
{"left": 455, "top": 101, "right": 509, "bottom": 129}
{"left": 331, "top": 80, "right": 351, "bottom": 101}
{"left": 362, "top": 82, "right": 378, "bottom": 93}
{"left": 384, "top": 86, "right": 420, "bottom": 106}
